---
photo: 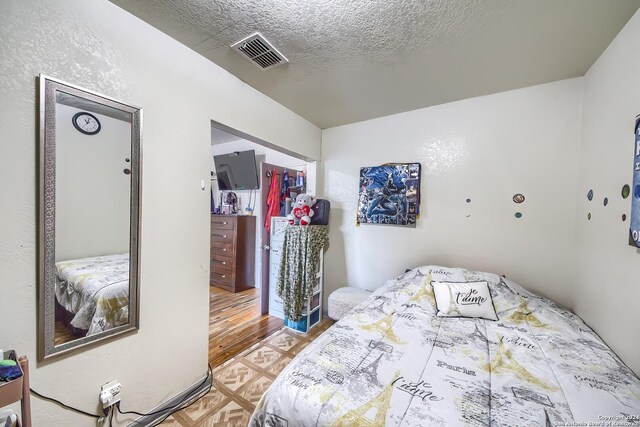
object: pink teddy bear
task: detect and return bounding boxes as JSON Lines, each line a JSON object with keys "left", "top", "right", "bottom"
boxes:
{"left": 288, "top": 194, "right": 316, "bottom": 226}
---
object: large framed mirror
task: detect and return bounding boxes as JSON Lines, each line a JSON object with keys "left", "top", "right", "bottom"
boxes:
{"left": 38, "top": 75, "right": 142, "bottom": 360}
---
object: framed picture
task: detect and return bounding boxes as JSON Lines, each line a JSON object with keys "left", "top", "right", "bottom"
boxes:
{"left": 357, "top": 163, "right": 421, "bottom": 227}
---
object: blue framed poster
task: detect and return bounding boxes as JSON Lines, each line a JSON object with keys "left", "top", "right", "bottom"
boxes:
{"left": 357, "top": 163, "right": 421, "bottom": 227}
{"left": 631, "top": 116, "right": 640, "bottom": 247}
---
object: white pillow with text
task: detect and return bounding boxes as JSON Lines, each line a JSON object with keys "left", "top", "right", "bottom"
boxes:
{"left": 431, "top": 281, "right": 498, "bottom": 321}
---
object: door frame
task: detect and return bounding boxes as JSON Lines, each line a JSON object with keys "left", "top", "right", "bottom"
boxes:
{"left": 210, "top": 120, "right": 312, "bottom": 314}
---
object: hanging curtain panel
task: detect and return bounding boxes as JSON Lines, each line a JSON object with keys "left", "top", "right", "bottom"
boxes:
{"left": 356, "top": 163, "right": 421, "bottom": 228}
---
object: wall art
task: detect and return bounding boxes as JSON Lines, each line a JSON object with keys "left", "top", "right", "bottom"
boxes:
{"left": 622, "top": 184, "right": 630, "bottom": 199}
{"left": 631, "top": 116, "right": 640, "bottom": 247}
{"left": 357, "top": 163, "right": 421, "bottom": 227}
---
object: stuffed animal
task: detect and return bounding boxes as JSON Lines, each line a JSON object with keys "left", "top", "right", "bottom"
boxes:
{"left": 288, "top": 194, "right": 316, "bottom": 226}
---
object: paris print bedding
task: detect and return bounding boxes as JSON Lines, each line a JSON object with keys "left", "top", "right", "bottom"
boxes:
{"left": 250, "top": 266, "right": 640, "bottom": 426}
{"left": 55, "top": 253, "right": 130, "bottom": 335}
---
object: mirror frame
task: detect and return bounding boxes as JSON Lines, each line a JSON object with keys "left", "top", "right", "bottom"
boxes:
{"left": 38, "top": 74, "right": 142, "bottom": 360}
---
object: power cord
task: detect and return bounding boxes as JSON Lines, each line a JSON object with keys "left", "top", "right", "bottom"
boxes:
{"left": 29, "top": 363, "right": 212, "bottom": 424}
{"left": 115, "top": 363, "right": 213, "bottom": 420}
{"left": 29, "top": 387, "right": 101, "bottom": 419}
{"left": 109, "top": 405, "right": 115, "bottom": 427}
{"left": 153, "top": 385, "right": 211, "bottom": 425}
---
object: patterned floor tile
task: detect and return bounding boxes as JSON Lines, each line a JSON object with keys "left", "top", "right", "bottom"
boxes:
{"left": 268, "top": 355, "right": 293, "bottom": 375}
{"left": 178, "top": 389, "right": 227, "bottom": 423}
{"left": 180, "top": 319, "right": 333, "bottom": 426}
{"left": 197, "top": 400, "right": 252, "bottom": 427}
{"left": 291, "top": 339, "right": 311, "bottom": 355}
{"left": 240, "top": 375, "right": 274, "bottom": 405}
{"left": 215, "top": 360, "right": 259, "bottom": 391}
{"left": 266, "top": 331, "right": 300, "bottom": 351}
{"left": 243, "top": 345, "right": 283, "bottom": 368}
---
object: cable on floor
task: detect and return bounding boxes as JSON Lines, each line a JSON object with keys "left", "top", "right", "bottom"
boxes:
{"left": 30, "top": 363, "right": 212, "bottom": 425}
{"left": 115, "top": 363, "right": 213, "bottom": 423}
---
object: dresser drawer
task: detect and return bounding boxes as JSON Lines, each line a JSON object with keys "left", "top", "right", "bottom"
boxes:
{"left": 210, "top": 271, "right": 233, "bottom": 289}
{"left": 210, "top": 229, "right": 233, "bottom": 243}
{"left": 211, "top": 240, "right": 234, "bottom": 255}
{"left": 209, "top": 257, "right": 234, "bottom": 272}
{"left": 209, "top": 264, "right": 234, "bottom": 282}
{"left": 211, "top": 216, "right": 235, "bottom": 230}
{"left": 210, "top": 270, "right": 232, "bottom": 282}
{"left": 211, "top": 250, "right": 232, "bottom": 263}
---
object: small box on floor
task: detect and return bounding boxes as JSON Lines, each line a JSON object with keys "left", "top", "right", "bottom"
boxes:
{"left": 284, "top": 309, "right": 320, "bottom": 333}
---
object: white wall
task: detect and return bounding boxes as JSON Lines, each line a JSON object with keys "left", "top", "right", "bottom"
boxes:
{"left": 210, "top": 137, "right": 313, "bottom": 291}
{"left": 0, "top": 0, "right": 320, "bottom": 425}
{"left": 321, "top": 78, "right": 584, "bottom": 310}
{"left": 321, "top": 11, "right": 640, "bottom": 376}
{"left": 573, "top": 10, "right": 640, "bottom": 375}
{"left": 55, "top": 103, "right": 131, "bottom": 261}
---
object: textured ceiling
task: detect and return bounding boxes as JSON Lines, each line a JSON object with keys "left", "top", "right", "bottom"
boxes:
{"left": 110, "top": 0, "right": 640, "bottom": 128}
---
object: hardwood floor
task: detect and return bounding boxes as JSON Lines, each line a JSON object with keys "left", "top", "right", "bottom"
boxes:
{"left": 209, "top": 286, "right": 283, "bottom": 367}
{"left": 54, "top": 319, "right": 79, "bottom": 346}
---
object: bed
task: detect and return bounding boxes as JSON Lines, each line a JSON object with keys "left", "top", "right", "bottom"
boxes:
{"left": 55, "top": 253, "right": 130, "bottom": 336}
{"left": 251, "top": 266, "right": 640, "bottom": 426}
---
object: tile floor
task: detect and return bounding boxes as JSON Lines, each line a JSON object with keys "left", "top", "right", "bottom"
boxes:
{"left": 160, "top": 319, "right": 332, "bottom": 426}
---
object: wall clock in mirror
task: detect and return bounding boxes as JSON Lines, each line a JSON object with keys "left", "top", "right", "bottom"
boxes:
{"left": 72, "top": 111, "right": 101, "bottom": 135}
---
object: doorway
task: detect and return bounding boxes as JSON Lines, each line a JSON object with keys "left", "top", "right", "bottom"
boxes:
{"left": 208, "top": 123, "right": 314, "bottom": 366}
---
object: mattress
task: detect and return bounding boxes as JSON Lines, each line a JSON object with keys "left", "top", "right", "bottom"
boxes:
{"left": 251, "top": 266, "right": 640, "bottom": 426}
{"left": 55, "top": 253, "right": 130, "bottom": 336}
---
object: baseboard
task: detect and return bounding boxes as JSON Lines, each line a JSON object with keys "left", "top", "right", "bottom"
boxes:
{"left": 127, "top": 374, "right": 212, "bottom": 426}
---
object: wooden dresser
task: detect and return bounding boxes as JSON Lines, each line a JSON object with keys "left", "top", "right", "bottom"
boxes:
{"left": 210, "top": 215, "right": 256, "bottom": 293}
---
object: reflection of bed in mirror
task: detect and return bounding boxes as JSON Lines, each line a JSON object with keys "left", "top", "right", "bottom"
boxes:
{"left": 54, "top": 253, "right": 130, "bottom": 345}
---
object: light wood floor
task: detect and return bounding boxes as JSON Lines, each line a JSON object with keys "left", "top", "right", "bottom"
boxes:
{"left": 54, "top": 319, "right": 79, "bottom": 346}
{"left": 209, "top": 286, "right": 284, "bottom": 367}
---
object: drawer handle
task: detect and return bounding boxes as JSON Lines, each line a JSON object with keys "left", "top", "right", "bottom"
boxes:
{"left": 221, "top": 261, "right": 227, "bottom": 265}
{"left": 223, "top": 235, "right": 227, "bottom": 238}
{"left": 222, "top": 248, "right": 227, "bottom": 252}
{"left": 221, "top": 274, "right": 226, "bottom": 278}
{"left": 223, "top": 221, "right": 228, "bottom": 225}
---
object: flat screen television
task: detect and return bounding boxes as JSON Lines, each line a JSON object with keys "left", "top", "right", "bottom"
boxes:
{"left": 213, "top": 149, "right": 259, "bottom": 190}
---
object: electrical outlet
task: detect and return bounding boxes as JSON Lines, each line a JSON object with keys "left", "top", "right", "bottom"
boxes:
{"left": 100, "top": 379, "right": 122, "bottom": 410}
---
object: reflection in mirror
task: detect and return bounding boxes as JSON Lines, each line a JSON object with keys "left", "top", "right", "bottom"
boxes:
{"left": 39, "top": 75, "right": 141, "bottom": 359}
{"left": 54, "top": 94, "right": 132, "bottom": 345}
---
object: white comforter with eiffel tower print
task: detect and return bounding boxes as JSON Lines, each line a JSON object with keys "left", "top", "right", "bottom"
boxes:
{"left": 250, "top": 266, "right": 640, "bottom": 426}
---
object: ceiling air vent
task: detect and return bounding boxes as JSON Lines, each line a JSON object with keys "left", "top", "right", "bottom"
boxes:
{"left": 231, "top": 32, "right": 288, "bottom": 70}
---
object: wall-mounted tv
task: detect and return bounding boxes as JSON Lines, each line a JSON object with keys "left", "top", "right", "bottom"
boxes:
{"left": 213, "top": 149, "right": 259, "bottom": 190}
